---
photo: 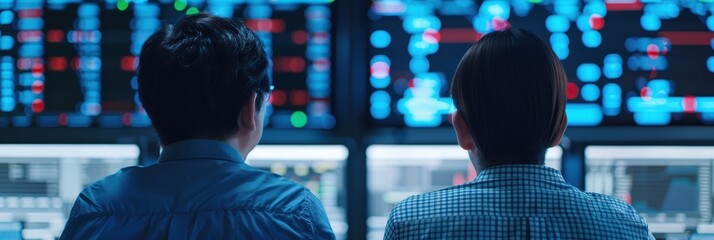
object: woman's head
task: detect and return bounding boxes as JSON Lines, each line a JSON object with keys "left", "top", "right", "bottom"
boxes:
{"left": 451, "top": 28, "right": 568, "bottom": 167}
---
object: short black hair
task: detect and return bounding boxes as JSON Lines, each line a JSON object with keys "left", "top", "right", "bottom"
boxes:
{"left": 451, "top": 28, "right": 567, "bottom": 165}
{"left": 138, "top": 13, "right": 271, "bottom": 145}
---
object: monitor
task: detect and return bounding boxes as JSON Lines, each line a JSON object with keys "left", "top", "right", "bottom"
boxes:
{"left": 368, "top": 0, "right": 714, "bottom": 127}
{"left": 0, "top": 144, "right": 139, "bottom": 239}
{"left": 366, "top": 145, "right": 563, "bottom": 239}
{"left": 247, "top": 145, "right": 348, "bottom": 239}
{"left": 0, "top": 0, "right": 335, "bottom": 129}
{"left": 585, "top": 146, "right": 714, "bottom": 236}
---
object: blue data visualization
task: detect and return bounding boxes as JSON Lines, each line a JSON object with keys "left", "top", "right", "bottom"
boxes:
{"left": 0, "top": 0, "right": 335, "bottom": 129}
{"left": 368, "top": 0, "right": 714, "bottom": 127}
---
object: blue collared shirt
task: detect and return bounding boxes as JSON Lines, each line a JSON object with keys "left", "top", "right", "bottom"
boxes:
{"left": 61, "top": 139, "right": 335, "bottom": 239}
{"left": 384, "top": 164, "right": 654, "bottom": 240}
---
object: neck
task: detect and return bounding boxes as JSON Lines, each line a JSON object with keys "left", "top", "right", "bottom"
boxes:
{"left": 223, "top": 136, "right": 250, "bottom": 160}
{"left": 470, "top": 150, "right": 545, "bottom": 173}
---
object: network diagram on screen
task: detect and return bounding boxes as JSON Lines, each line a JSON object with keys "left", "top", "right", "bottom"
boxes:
{"left": 0, "top": 0, "right": 334, "bottom": 129}
{"left": 369, "top": 0, "right": 714, "bottom": 127}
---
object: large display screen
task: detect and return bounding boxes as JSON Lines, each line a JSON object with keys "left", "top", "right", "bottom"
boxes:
{"left": 368, "top": 0, "right": 714, "bottom": 127}
{"left": 0, "top": 144, "right": 139, "bottom": 239}
{"left": 586, "top": 146, "right": 714, "bottom": 236}
{"left": 0, "top": 0, "right": 335, "bottom": 129}
{"left": 366, "top": 145, "right": 562, "bottom": 239}
{"left": 247, "top": 145, "right": 348, "bottom": 240}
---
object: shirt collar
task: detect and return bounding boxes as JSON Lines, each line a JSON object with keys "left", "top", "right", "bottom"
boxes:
{"left": 158, "top": 139, "right": 244, "bottom": 163}
{"left": 475, "top": 164, "right": 567, "bottom": 185}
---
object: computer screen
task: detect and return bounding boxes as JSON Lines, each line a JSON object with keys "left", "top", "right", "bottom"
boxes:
{"left": 368, "top": 0, "right": 714, "bottom": 127}
{"left": 366, "top": 145, "right": 562, "bottom": 239}
{"left": 0, "top": 0, "right": 335, "bottom": 129}
{"left": 585, "top": 146, "right": 714, "bottom": 236}
{"left": 0, "top": 144, "right": 139, "bottom": 239}
{"left": 247, "top": 145, "right": 348, "bottom": 239}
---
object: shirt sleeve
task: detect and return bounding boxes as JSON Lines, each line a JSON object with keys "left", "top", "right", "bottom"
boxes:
{"left": 383, "top": 205, "right": 400, "bottom": 240}
{"left": 60, "top": 197, "right": 108, "bottom": 240}
{"left": 302, "top": 190, "right": 336, "bottom": 240}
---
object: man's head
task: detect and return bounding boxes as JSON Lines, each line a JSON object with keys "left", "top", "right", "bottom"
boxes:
{"left": 138, "top": 13, "right": 271, "bottom": 154}
{"left": 450, "top": 28, "right": 568, "bottom": 168}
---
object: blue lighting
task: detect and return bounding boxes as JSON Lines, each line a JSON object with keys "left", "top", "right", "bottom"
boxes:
{"left": 370, "top": 76, "right": 391, "bottom": 89}
{"left": 709, "top": 16, "right": 714, "bottom": 31}
{"left": 17, "top": 18, "right": 43, "bottom": 31}
{"left": 553, "top": 45, "right": 569, "bottom": 60}
{"left": 577, "top": 63, "right": 601, "bottom": 82}
{"left": 550, "top": 33, "right": 569, "bottom": 60}
{"left": 404, "top": 2, "right": 433, "bottom": 16}
{"left": 602, "top": 83, "right": 621, "bottom": 116}
{"left": 641, "top": 14, "right": 661, "bottom": 31}
{"left": 409, "top": 57, "right": 429, "bottom": 73}
{"left": 708, "top": 57, "right": 714, "bottom": 73}
{"left": 480, "top": 1, "right": 510, "bottom": 20}
{"left": 582, "top": 30, "right": 602, "bottom": 48}
{"left": 576, "top": 15, "right": 590, "bottom": 31}
{"left": 370, "top": 90, "right": 391, "bottom": 120}
{"left": 403, "top": 16, "right": 441, "bottom": 33}
{"left": 546, "top": 15, "right": 570, "bottom": 33}
{"left": 554, "top": 0, "right": 579, "bottom": 19}
{"left": 371, "top": 55, "right": 391, "bottom": 65}
{"left": 566, "top": 103, "right": 603, "bottom": 126}
{"left": 550, "top": 33, "right": 570, "bottom": 46}
{"left": 581, "top": 84, "right": 600, "bottom": 102}
{"left": 603, "top": 54, "right": 623, "bottom": 79}
{"left": 583, "top": 1, "right": 607, "bottom": 17}
{"left": 245, "top": 5, "right": 272, "bottom": 19}
{"left": 408, "top": 35, "right": 439, "bottom": 56}
{"left": 78, "top": 4, "right": 100, "bottom": 17}
{"left": 511, "top": 0, "right": 532, "bottom": 17}
{"left": 370, "top": 30, "right": 391, "bottom": 48}
{"left": 307, "top": 19, "right": 331, "bottom": 32}
{"left": 634, "top": 112, "right": 671, "bottom": 125}
{"left": 472, "top": 15, "right": 491, "bottom": 33}
{"left": 0, "top": 11, "right": 13, "bottom": 25}
{"left": 625, "top": 38, "right": 638, "bottom": 52}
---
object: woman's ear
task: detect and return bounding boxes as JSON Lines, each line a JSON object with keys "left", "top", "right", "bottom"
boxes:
{"left": 453, "top": 111, "right": 475, "bottom": 151}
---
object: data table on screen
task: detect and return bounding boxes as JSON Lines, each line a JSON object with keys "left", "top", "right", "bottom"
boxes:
{"left": 247, "top": 144, "right": 348, "bottom": 240}
{"left": 368, "top": 0, "right": 714, "bottom": 127}
{"left": 0, "top": 144, "right": 139, "bottom": 240}
{"left": 365, "top": 145, "right": 562, "bottom": 240}
{"left": 586, "top": 146, "right": 714, "bottom": 237}
{"left": 0, "top": 0, "right": 335, "bottom": 129}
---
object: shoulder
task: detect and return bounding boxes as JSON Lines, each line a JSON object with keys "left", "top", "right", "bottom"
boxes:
{"left": 71, "top": 162, "right": 311, "bottom": 216}
{"left": 584, "top": 192, "right": 644, "bottom": 221}
{"left": 388, "top": 184, "right": 474, "bottom": 223}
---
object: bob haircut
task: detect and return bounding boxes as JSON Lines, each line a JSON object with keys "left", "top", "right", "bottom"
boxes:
{"left": 450, "top": 28, "right": 567, "bottom": 165}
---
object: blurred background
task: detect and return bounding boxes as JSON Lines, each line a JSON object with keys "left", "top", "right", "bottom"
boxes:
{"left": 0, "top": 0, "right": 712, "bottom": 239}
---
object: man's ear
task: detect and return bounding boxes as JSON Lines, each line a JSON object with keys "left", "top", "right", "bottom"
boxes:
{"left": 453, "top": 111, "right": 475, "bottom": 150}
{"left": 239, "top": 93, "right": 258, "bottom": 132}
{"left": 550, "top": 114, "right": 568, "bottom": 147}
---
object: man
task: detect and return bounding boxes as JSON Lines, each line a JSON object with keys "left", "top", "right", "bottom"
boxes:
{"left": 61, "top": 14, "right": 335, "bottom": 239}
{"left": 384, "top": 28, "right": 653, "bottom": 239}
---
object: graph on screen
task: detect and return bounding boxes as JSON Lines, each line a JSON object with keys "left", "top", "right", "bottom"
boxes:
{"left": 368, "top": 0, "right": 714, "bottom": 127}
{"left": 0, "top": 144, "right": 138, "bottom": 239}
{"left": 586, "top": 146, "right": 714, "bottom": 234}
{"left": 0, "top": 0, "right": 335, "bottom": 129}
{"left": 248, "top": 145, "right": 348, "bottom": 240}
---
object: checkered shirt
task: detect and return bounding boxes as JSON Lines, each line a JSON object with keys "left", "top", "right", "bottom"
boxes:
{"left": 384, "top": 164, "right": 654, "bottom": 239}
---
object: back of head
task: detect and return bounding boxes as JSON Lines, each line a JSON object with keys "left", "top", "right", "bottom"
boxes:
{"left": 451, "top": 28, "right": 567, "bottom": 165}
{"left": 138, "top": 13, "right": 271, "bottom": 145}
